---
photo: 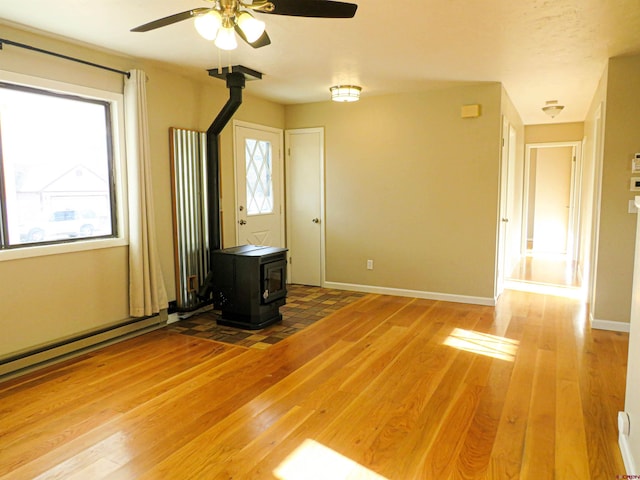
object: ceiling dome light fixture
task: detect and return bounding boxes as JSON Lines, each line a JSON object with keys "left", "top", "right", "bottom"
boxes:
{"left": 330, "top": 85, "right": 362, "bottom": 102}
{"left": 542, "top": 100, "right": 565, "bottom": 118}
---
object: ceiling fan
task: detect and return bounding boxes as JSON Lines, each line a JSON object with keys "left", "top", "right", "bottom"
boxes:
{"left": 131, "top": 0, "right": 358, "bottom": 50}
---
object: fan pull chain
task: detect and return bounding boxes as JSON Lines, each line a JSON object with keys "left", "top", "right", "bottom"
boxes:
{"left": 217, "top": 48, "right": 222, "bottom": 75}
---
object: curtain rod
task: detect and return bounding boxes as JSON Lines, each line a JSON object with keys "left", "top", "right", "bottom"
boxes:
{"left": 0, "top": 38, "right": 130, "bottom": 78}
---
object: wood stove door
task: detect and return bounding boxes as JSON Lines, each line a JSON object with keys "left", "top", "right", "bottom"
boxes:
{"left": 234, "top": 122, "right": 284, "bottom": 247}
{"left": 262, "top": 259, "right": 287, "bottom": 304}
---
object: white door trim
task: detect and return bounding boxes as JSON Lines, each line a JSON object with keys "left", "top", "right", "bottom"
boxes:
{"left": 588, "top": 104, "right": 605, "bottom": 317}
{"left": 285, "top": 127, "right": 326, "bottom": 286}
{"left": 495, "top": 116, "right": 511, "bottom": 299}
{"left": 232, "top": 120, "right": 285, "bottom": 247}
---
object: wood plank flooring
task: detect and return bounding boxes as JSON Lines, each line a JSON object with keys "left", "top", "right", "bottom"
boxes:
{"left": 508, "top": 254, "right": 581, "bottom": 288}
{"left": 0, "top": 289, "right": 628, "bottom": 479}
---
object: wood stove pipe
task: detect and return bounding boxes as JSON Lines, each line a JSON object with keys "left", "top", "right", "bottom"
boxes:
{"left": 198, "top": 70, "right": 247, "bottom": 301}
{"left": 206, "top": 71, "right": 246, "bottom": 252}
{"left": 199, "top": 66, "right": 262, "bottom": 300}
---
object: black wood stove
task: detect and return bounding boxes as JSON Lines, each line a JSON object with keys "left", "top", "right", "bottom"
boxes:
{"left": 196, "top": 68, "right": 289, "bottom": 330}
{"left": 211, "top": 245, "right": 288, "bottom": 329}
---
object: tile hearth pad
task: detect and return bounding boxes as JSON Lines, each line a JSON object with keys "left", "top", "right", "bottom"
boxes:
{"left": 166, "top": 285, "right": 366, "bottom": 349}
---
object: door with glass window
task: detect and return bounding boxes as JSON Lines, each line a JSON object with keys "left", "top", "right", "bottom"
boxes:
{"left": 233, "top": 122, "right": 284, "bottom": 247}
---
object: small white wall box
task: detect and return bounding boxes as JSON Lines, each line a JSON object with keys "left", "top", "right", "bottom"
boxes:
{"left": 633, "top": 153, "right": 640, "bottom": 173}
{"left": 631, "top": 177, "right": 640, "bottom": 191}
{"left": 461, "top": 104, "right": 481, "bottom": 118}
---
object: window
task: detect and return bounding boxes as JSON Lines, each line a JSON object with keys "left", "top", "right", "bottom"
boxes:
{"left": 0, "top": 72, "right": 126, "bottom": 257}
{"left": 245, "top": 138, "right": 273, "bottom": 215}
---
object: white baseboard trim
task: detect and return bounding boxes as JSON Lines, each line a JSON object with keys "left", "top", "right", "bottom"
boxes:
{"left": 0, "top": 311, "right": 166, "bottom": 380}
{"left": 323, "top": 281, "right": 495, "bottom": 306}
{"left": 619, "top": 433, "right": 637, "bottom": 475}
{"left": 591, "top": 318, "right": 631, "bottom": 332}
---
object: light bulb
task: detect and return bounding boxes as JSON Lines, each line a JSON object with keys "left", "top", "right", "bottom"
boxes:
{"left": 194, "top": 10, "right": 222, "bottom": 40}
{"left": 236, "top": 11, "right": 266, "bottom": 43}
{"left": 215, "top": 25, "right": 238, "bottom": 50}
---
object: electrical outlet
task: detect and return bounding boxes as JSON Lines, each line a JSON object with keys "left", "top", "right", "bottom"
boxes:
{"left": 367, "top": 259, "right": 374, "bottom": 270}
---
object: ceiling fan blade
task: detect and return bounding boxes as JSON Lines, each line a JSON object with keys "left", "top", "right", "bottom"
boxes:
{"left": 131, "top": 8, "right": 211, "bottom": 32}
{"left": 263, "top": 0, "right": 357, "bottom": 18}
{"left": 234, "top": 26, "right": 272, "bottom": 48}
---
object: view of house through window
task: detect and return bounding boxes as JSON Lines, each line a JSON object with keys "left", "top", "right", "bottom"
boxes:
{"left": 0, "top": 82, "right": 116, "bottom": 248}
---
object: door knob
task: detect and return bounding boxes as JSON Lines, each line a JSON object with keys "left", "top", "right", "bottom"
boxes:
{"left": 239, "top": 219, "right": 247, "bottom": 225}
{"left": 312, "top": 218, "right": 320, "bottom": 224}
{"left": 501, "top": 218, "right": 509, "bottom": 222}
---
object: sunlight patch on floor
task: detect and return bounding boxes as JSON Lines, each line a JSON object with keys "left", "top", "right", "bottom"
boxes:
{"left": 274, "top": 439, "right": 388, "bottom": 480}
{"left": 33, "top": 432, "right": 131, "bottom": 479}
{"left": 444, "top": 327, "right": 519, "bottom": 361}
{"left": 505, "top": 279, "right": 586, "bottom": 299}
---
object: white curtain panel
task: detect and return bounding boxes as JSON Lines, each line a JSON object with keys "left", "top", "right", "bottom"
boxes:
{"left": 124, "top": 70, "right": 168, "bottom": 317}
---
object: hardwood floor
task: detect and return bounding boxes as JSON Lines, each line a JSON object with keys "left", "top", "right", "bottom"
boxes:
{"left": 0, "top": 289, "right": 628, "bottom": 479}
{"left": 508, "top": 254, "right": 581, "bottom": 288}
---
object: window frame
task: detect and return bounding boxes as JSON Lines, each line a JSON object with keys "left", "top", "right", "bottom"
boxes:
{"left": 0, "top": 70, "right": 128, "bottom": 262}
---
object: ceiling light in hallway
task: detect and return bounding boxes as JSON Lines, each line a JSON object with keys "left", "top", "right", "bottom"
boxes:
{"left": 542, "top": 100, "right": 564, "bottom": 118}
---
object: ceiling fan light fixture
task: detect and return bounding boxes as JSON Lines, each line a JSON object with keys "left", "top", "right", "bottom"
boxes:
{"left": 330, "top": 85, "right": 361, "bottom": 102}
{"left": 194, "top": 10, "right": 222, "bottom": 40}
{"left": 236, "top": 11, "right": 266, "bottom": 43}
{"left": 542, "top": 100, "right": 564, "bottom": 118}
{"left": 215, "top": 21, "right": 238, "bottom": 50}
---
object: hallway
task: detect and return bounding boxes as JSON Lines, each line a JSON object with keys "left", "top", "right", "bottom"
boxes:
{"left": 506, "top": 254, "right": 583, "bottom": 298}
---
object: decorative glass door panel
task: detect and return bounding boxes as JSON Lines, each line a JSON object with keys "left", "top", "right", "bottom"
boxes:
{"left": 245, "top": 139, "right": 273, "bottom": 215}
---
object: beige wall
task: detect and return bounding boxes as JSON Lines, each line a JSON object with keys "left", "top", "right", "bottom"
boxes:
{"left": 597, "top": 54, "right": 640, "bottom": 471}
{"left": 285, "top": 84, "right": 504, "bottom": 301}
{"left": 0, "top": 23, "right": 284, "bottom": 357}
{"left": 525, "top": 122, "right": 584, "bottom": 144}
{"left": 593, "top": 55, "right": 640, "bottom": 325}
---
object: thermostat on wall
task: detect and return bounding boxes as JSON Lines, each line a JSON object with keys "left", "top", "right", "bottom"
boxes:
{"left": 631, "top": 177, "right": 640, "bottom": 191}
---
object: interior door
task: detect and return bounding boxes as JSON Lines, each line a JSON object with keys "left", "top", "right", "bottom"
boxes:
{"left": 531, "top": 146, "right": 573, "bottom": 254}
{"left": 285, "top": 128, "right": 324, "bottom": 286}
{"left": 496, "top": 117, "right": 511, "bottom": 298}
{"left": 234, "top": 122, "right": 284, "bottom": 247}
{"left": 506, "top": 124, "right": 520, "bottom": 271}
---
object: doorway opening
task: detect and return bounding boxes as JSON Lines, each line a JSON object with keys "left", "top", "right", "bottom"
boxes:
{"left": 507, "top": 141, "right": 584, "bottom": 298}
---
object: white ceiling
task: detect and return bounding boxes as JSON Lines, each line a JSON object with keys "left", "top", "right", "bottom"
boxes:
{"left": 1, "top": 0, "right": 639, "bottom": 124}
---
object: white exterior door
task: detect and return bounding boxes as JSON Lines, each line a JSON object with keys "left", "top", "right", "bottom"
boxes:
{"left": 285, "top": 128, "right": 324, "bottom": 286}
{"left": 234, "top": 121, "right": 284, "bottom": 247}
